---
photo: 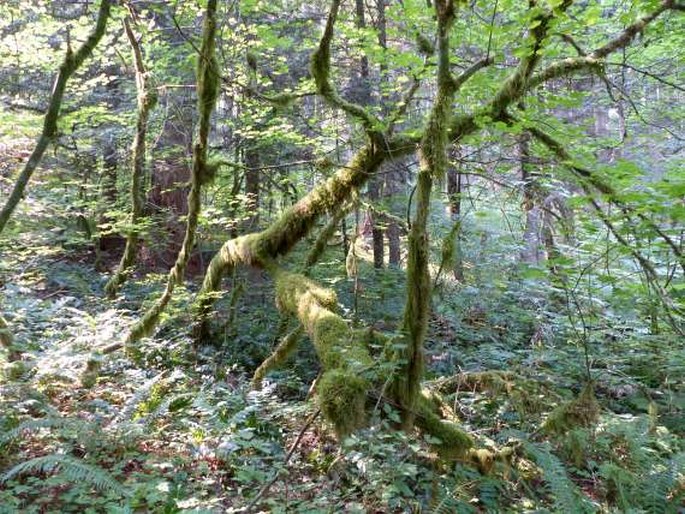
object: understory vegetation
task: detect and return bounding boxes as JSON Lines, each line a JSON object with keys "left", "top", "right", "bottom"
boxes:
{"left": 1, "top": 0, "right": 684, "bottom": 512}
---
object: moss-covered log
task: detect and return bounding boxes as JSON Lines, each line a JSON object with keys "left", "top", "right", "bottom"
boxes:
{"left": 415, "top": 393, "right": 473, "bottom": 458}
{"left": 125, "top": 0, "right": 219, "bottom": 352}
{"left": 105, "top": 16, "right": 158, "bottom": 298}
{"left": 0, "top": 0, "right": 112, "bottom": 235}
{"left": 273, "top": 268, "right": 373, "bottom": 438}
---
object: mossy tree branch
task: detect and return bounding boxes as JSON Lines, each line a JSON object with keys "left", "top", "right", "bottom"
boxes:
{"left": 527, "top": 1, "right": 677, "bottom": 91}
{"left": 124, "top": 0, "right": 219, "bottom": 352}
{"left": 105, "top": 14, "right": 158, "bottom": 298}
{"left": 0, "top": 0, "right": 112, "bottom": 235}
{"left": 272, "top": 267, "right": 374, "bottom": 438}
{"left": 311, "top": 0, "right": 381, "bottom": 133}
{"left": 488, "top": 0, "right": 573, "bottom": 117}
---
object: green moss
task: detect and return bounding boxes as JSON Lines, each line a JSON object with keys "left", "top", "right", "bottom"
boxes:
{"left": 273, "top": 269, "right": 373, "bottom": 438}
{"left": 317, "top": 370, "right": 368, "bottom": 439}
{"left": 252, "top": 326, "right": 303, "bottom": 389}
{"left": 415, "top": 395, "right": 473, "bottom": 458}
{"left": 543, "top": 383, "right": 600, "bottom": 435}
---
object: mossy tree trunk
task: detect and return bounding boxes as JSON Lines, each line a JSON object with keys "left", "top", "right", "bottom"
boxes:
{"left": 0, "top": 0, "right": 112, "bottom": 235}
{"left": 105, "top": 15, "right": 158, "bottom": 298}
{"left": 392, "top": 0, "right": 458, "bottom": 429}
{"left": 125, "top": 0, "right": 219, "bottom": 352}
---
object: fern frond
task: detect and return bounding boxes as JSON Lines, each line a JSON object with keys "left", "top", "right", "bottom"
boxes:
{"left": 1, "top": 454, "right": 126, "bottom": 495}
{"left": 0, "top": 416, "right": 88, "bottom": 446}
{"left": 431, "top": 490, "right": 475, "bottom": 514}
{"left": 112, "top": 370, "right": 167, "bottom": 425}
{"left": 523, "top": 441, "right": 594, "bottom": 513}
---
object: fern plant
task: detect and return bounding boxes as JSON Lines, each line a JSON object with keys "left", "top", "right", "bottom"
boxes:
{"left": 523, "top": 441, "right": 595, "bottom": 513}
{"left": 1, "top": 453, "right": 126, "bottom": 496}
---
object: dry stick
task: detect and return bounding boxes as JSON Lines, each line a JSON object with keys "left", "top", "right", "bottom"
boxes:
{"left": 123, "top": 0, "right": 219, "bottom": 354}
{"left": 245, "top": 408, "right": 321, "bottom": 513}
{"left": 0, "top": 1, "right": 112, "bottom": 235}
{"left": 105, "top": 14, "right": 158, "bottom": 297}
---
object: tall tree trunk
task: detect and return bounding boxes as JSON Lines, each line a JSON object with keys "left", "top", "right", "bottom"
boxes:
{"left": 355, "top": 0, "right": 384, "bottom": 269}
{"left": 105, "top": 15, "right": 158, "bottom": 297}
{"left": 243, "top": 49, "right": 261, "bottom": 231}
{"left": 0, "top": 0, "right": 112, "bottom": 235}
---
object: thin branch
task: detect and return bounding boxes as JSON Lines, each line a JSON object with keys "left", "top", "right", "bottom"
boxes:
{"left": 246, "top": 409, "right": 321, "bottom": 513}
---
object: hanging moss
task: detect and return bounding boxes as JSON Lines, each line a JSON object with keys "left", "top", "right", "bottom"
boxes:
{"left": 543, "top": 383, "right": 600, "bottom": 435}
{"left": 310, "top": 0, "right": 378, "bottom": 130}
{"left": 317, "top": 370, "right": 368, "bottom": 439}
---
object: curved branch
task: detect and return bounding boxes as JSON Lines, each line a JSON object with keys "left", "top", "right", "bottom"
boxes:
{"left": 105, "top": 15, "right": 158, "bottom": 297}
{"left": 311, "top": 0, "right": 381, "bottom": 132}
{"left": 528, "top": 1, "right": 677, "bottom": 90}
{"left": 125, "top": 0, "right": 219, "bottom": 350}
